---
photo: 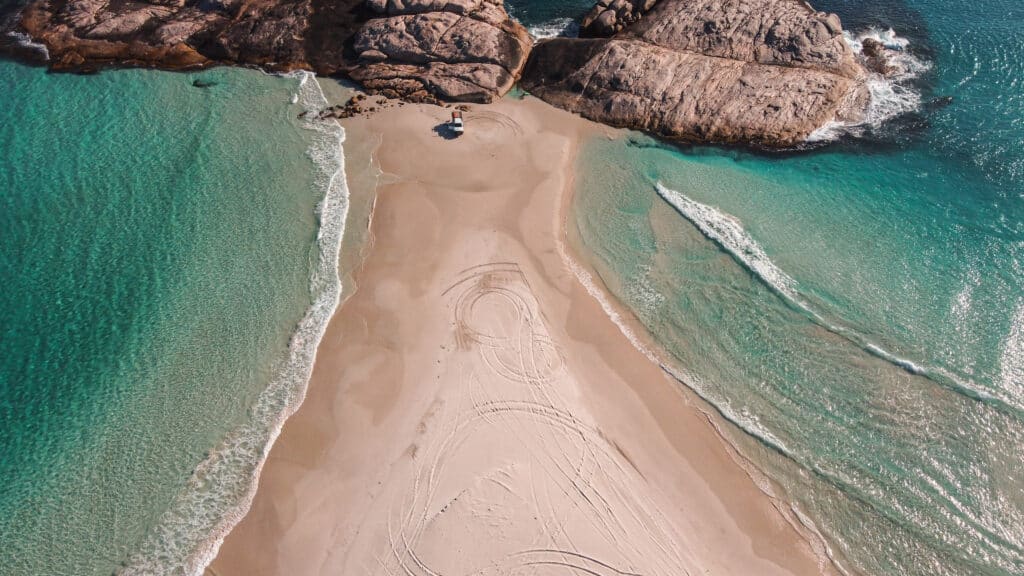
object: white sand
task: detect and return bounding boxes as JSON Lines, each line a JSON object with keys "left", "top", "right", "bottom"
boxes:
{"left": 208, "top": 96, "right": 839, "bottom": 576}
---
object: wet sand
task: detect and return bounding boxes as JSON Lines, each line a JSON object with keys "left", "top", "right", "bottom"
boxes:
{"left": 208, "top": 95, "right": 838, "bottom": 576}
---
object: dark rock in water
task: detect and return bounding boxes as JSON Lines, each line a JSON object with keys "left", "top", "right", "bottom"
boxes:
{"left": 860, "top": 37, "right": 899, "bottom": 76}
{"left": 862, "top": 38, "right": 885, "bottom": 59}
{"left": 192, "top": 79, "right": 216, "bottom": 88}
{"left": 521, "top": 0, "right": 871, "bottom": 148}
{"left": 926, "top": 95, "right": 954, "bottom": 111}
{"left": 580, "top": 0, "right": 657, "bottom": 38}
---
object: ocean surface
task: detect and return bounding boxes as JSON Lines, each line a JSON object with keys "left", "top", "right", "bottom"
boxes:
{"left": 1, "top": 0, "right": 1020, "bottom": 575}
{"left": 513, "top": 0, "right": 1024, "bottom": 575}
{"left": 0, "top": 62, "right": 348, "bottom": 574}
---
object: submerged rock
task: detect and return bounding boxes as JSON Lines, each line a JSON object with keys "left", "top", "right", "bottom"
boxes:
{"left": 522, "top": 0, "right": 871, "bottom": 148}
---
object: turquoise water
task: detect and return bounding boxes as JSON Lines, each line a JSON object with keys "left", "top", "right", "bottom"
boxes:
{"left": 511, "top": 0, "right": 1024, "bottom": 574}
{"left": 2, "top": 0, "right": 1020, "bottom": 574}
{"left": 0, "top": 62, "right": 347, "bottom": 574}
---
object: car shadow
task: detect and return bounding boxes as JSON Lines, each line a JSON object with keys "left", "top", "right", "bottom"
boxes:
{"left": 433, "top": 122, "right": 461, "bottom": 140}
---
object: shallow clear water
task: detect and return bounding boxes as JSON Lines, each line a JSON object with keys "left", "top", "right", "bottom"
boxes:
{"left": 0, "top": 62, "right": 345, "bottom": 574}
{"left": 507, "top": 0, "right": 1024, "bottom": 574}
{"left": 2, "top": 0, "right": 1021, "bottom": 574}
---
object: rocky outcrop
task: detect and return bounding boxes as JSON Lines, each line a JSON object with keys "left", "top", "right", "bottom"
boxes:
{"left": 522, "top": 0, "right": 871, "bottom": 148}
{"left": 349, "top": 0, "right": 530, "bottom": 102}
{"left": 580, "top": 0, "right": 656, "bottom": 38}
{"left": 9, "top": 0, "right": 878, "bottom": 146}
{"left": 10, "top": 0, "right": 528, "bottom": 102}
{"left": 13, "top": 0, "right": 366, "bottom": 73}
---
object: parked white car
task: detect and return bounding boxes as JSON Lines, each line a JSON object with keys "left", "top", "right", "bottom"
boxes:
{"left": 450, "top": 111, "right": 464, "bottom": 135}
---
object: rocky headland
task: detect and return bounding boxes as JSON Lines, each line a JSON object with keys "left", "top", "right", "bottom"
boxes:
{"left": 9, "top": 0, "right": 530, "bottom": 102}
{"left": 5, "top": 0, "right": 882, "bottom": 145}
{"left": 522, "top": 0, "right": 871, "bottom": 147}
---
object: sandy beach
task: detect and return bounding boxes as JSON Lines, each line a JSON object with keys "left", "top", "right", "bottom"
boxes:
{"left": 207, "top": 95, "right": 838, "bottom": 576}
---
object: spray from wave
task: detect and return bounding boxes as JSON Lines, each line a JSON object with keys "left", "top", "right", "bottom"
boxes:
{"left": 527, "top": 17, "right": 579, "bottom": 40}
{"left": 4, "top": 30, "right": 49, "bottom": 60}
{"left": 117, "top": 71, "right": 350, "bottom": 576}
{"left": 655, "top": 183, "right": 1023, "bottom": 415}
{"left": 809, "top": 28, "right": 931, "bottom": 142}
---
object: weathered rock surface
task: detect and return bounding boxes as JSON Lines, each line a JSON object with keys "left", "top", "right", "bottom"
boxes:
{"left": 9, "top": 0, "right": 528, "bottom": 102}
{"left": 350, "top": 0, "right": 531, "bottom": 102}
{"left": 522, "top": 0, "right": 871, "bottom": 148}
{"left": 13, "top": 0, "right": 366, "bottom": 73}
{"left": 580, "top": 0, "right": 656, "bottom": 38}
{"left": 7, "top": 0, "right": 878, "bottom": 146}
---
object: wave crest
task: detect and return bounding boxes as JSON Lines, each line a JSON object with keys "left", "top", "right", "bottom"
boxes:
{"left": 528, "top": 17, "right": 579, "bottom": 40}
{"left": 655, "top": 183, "right": 1022, "bottom": 414}
{"left": 117, "top": 71, "right": 350, "bottom": 576}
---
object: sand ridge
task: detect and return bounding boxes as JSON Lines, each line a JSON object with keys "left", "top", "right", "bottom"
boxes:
{"left": 209, "top": 96, "right": 839, "bottom": 576}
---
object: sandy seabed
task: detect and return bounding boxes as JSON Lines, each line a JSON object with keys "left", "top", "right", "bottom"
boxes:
{"left": 208, "top": 95, "right": 840, "bottom": 576}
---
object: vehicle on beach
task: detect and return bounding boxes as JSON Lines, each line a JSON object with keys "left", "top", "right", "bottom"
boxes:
{"left": 450, "top": 111, "right": 464, "bottom": 136}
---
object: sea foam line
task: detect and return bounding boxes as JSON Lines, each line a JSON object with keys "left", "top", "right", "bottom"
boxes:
{"left": 118, "top": 70, "right": 350, "bottom": 576}
{"left": 654, "top": 183, "right": 1023, "bottom": 415}
{"left": 556, "top": 186, "right": 856, "bottom": 576}
{"left": 650, "top": 184, "right": 1024, "bottom": 571}
{"left": 557, "top": 204, "right": 795, "bottom": 457}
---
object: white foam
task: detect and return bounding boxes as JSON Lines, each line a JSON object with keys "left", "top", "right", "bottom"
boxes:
{"left": 528, "top": 17, "right": 579, "bottom": 40}
{"left": 809, "top": 28, "right": 931, "bottom": 142}
{"left": 864, "top": 343, "right": 925, "bottom": 374}
{"left": 556, "top": 208, "right": 793, "bottom": 457}
{"left": 654, "top": 183, "right": 1021, "bottom": 413}
{"left": 6, "top": 31, "right": 49, "bottom": 60}
{"left": 655, "top": 183, "right": 808, "bottom": 308}
{"left": 118, "top": 70, "right": 350, "bottom": 576}
{"left": 999, "top": 300, "right": 1024, "bottom": 399}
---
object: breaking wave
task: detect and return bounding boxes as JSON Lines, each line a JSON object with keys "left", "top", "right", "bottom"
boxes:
{"left": 655, "top": 183, "right": 1023, "bottom": 415}
{"left": 4, "top": 31, "right": 50, "bottom": 60}
{"left": 117, "top": 71, "right": 350, "bottom": 575}
{"left": 528, "top": 17, "right": 579, "bottom": 40}
{"left": 808, "top": 28, "right": 931, "bottom": 142}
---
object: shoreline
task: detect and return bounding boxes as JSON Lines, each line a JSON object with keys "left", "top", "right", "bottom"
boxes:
{"left": 118, "top": 72, "right": 353, "bottom": 575}
{"left": 207, "top": 94, "right": 842, "bottom": 576}
{"left": 556, "top": 156, "right": 850, "bottom": 575}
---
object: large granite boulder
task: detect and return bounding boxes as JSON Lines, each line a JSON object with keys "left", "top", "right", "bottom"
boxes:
{"left": 522, "top": 0, "right": 871, "bottom": 148}
{"left": 14, "top": 0, "right": 368, "bottom": 73}
{"left": 349, "top": 0, "right": 531, "bottom": 102}
{"left": 13, "top": 0, "right": 528, "bottom": 103}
